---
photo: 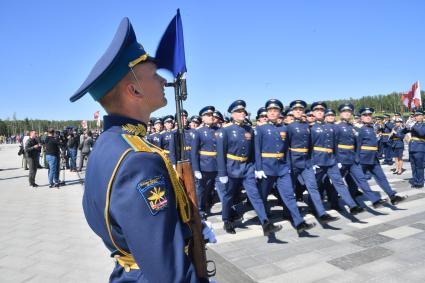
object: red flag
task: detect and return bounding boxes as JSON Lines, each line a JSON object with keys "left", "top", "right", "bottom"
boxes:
{"left": 401, "top": 81, "right": 421, "bottom": 110}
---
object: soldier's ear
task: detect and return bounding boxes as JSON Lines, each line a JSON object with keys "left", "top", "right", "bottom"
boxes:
{"left": 126, "top": 83, "right": 143, "bottom": 98}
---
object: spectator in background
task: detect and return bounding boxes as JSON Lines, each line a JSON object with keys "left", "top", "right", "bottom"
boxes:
{"left": 78, "top": 131, "right": 93, "bottom": 171}
{"left": 67, "top": 131, "right": 79, "bottom": 172}
{"left": 44, "top": 128, "right": 61, "bottom": 188}
{"left": 24, "top": 130, "right": 40, "bottom": 187}
{"left": 22, "top": 131, "right": 30, "bottom": 170}
{"left": 35, "top": 132, "right": 42, "bottom": 169}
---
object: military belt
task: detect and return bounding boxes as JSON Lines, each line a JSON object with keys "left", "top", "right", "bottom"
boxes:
{"left": 361, "top": 146, "right": 378, "bottom": 151}
{"left": 391, "top": 138, "right": 400, "bottom": 141}
{"left": 199, "top": 150, "right": 217, "bottom": 156}
{"left": 337, "top": 144, "right": 354, "bottom": 150}
{"left": 226, "top": 153, "right": 248, "bottom": 162}
{"left": 261, "top": 152, "right": 284, "bottom": 158}
{"left": 313, "top": 146, "right": 333, "bottom": 153}
{"left": 184, "top": 146, "right": 192, "bottom": 151}
{"left": 381, "top": 133, "right": 391, "bottom": 136}
{"left": 289, "top": 147, "right": 308, "bottom": 153}
{"left": 411, "top": 137, "right": 425, "bottom": 142}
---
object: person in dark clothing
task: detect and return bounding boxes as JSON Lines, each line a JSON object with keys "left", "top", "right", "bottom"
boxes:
{"left": 78, "top": 131, "right": 94, "bottom": 171}
{"left": 25, "top": 130, "right": 41, "bottom": 187}
{"left": 43, "top": 128, "right": 61, "bottom": 188}
{"left": 67, "top": 132, "right": 79, "bottom": 172}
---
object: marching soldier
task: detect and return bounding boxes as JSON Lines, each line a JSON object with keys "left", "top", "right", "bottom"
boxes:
{"left": 357, "top": 108, "right": 407, "bottom": 204}
{"left": 335, "top": 103, "right": 387, "bottom": 208}
{"left": 160, "top": 115, "right": 175, "bottom": 156}
{"left": 147, "top": 117, "right": 163, "bottom": 148}
{"left": 286, "top": 100, "right": 339, "bottom": 223}
{"left": 191, "top": 106, "right": 219, "bottom": 219}
{"left": 216, "top": 100, "right": 282, "bottom": 235}
{"left": 407, "top": 109, "right": 425, "bottom": 188}
{"left": 254, "top": 99, "right": 315, "bottom": 233}
{"left": 310, "top": 102, "right": 364, "bottom": 215}
{"left": 72, "top": 18, "right": 200, "bottom": 282}
{"left": 382, "top": 114, "right": 394, "bottom": 165}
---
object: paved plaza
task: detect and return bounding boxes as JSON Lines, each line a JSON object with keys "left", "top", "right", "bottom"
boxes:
{"left": 1, "top": 144, "right": 425, "bottom": 282}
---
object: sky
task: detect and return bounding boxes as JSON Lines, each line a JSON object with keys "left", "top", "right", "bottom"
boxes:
{"left": 0, "top": 0, "right": 424, "bottom": 121}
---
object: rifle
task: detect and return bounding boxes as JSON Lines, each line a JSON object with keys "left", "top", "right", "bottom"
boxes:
{"left": 166, "top": 74, "right": 215, "bottom": 280}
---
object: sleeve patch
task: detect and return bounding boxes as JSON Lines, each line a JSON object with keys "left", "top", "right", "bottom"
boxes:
{"left": 137, "top": 176, "right": 168, "bottom": 215}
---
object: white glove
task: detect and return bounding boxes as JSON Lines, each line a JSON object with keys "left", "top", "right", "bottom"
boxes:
{"left": 255, "top": 170, "right": 267, "bottom": 179}
{"left": 172, "top": 164, "right": 176, "bottom": 170}
{"left": 219, "top": 176, "right": 228, "bottom": 184}
{"left": 312, "top": 165, "right": 320, "bottom": 173}
{"left": 202, "top": 221, "right": 217, "bottom": 244}
{"left": 194, "top": 171, "right": 202, "bottom": 179}
{"left": 337, "top": 163, "right": 342, "bottom": 169}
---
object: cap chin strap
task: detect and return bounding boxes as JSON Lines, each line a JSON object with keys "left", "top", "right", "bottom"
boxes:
{"left": 130, "top": 67, "right": 144, "bottom": 95}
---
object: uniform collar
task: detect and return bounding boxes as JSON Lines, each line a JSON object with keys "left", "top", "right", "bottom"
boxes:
{"left": 103, "top": 114, "right": 147, "bottom": 137}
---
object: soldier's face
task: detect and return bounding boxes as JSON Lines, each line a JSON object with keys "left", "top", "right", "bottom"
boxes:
{"left": 415, "top": 115, "right": 424, "bottom": 122}
{"left": 131, "top": 63, "right": 167, "bottom": 112}
{"left": 292, "top": 107, "right": 303, "bottom": 119}
{"left": 361, "top": 114, "right": 372, "bottom": 123}
{"left": 164, "top": 122, "right": 173, "bottom": 130}
{"left": 258, "top": 115, "right": 268, "bottom": 123}
{"left": 340, "top": 110, "right": 352, "bottom": 120}
{"left": 202, "top": 113, "right": 213, "bottom": 125}
{"left": 307, "top": 116, "right": 315, "bottom": 123}
{"left": 285, "top": 116, "right": 294, "bottom": 124}
{"left": 190, "top": 122, "right": 199, "bottom": 129}
{"left": 154, "top": 123, "right": 162, "bottom": 131}
{"left": 314, "top": 109, "right": 325, "bottom": 120}
{"left": 231, "top": 109, "right": 246, "bottom": 122}
{"left": 325, "top": 115, "right": 335, "bottom": 123}
{"left": 267, "top": 108, "right": 280, "bottom": 121}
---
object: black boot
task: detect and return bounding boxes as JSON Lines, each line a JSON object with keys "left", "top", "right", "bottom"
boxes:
{"left": 372, "top": 199, "right": 387, "bottom": 208}
{"left": 390, "top": 195, "right": 407, "bottom": 205}
{"left": 223, "top": 221, "right": 236, "bottom": 234}
{"left": 296, "top": 221, "right": 316, "bottom": 234}
{"left": 319, "top": 214, "right": 339, "bottom": 224}
{"left": 262, "top": 220, "right": 282, "bottom": 236}
{"left": 350, "top": 206, "right": 365, "bottom": 215}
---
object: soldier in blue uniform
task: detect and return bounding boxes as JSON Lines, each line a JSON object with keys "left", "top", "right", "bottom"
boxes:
{"left": 256, "top": 107, "right": 268, "bottom": 125}
{"left": 382, "top": 114, "right": 394, "bottom": 165}
{"left": 390, "top": 118, "right": 405, "bottom": 175}
{"left": 357, "top": 108, "right": 407, "bottom": 205}
{"left": 310, "top": 102, "right": 365, "bottom": 215}
{"left": 160, "top": 115, "right": 175, "bottom": 156}
{"left": 254, "top": 99, "right": 315, "bottom": 233}
{"left": 216, "top": 100, "right": 283, "bottom": 235}
{"left": 407, "top": 109, "right": 425, "bottom": 188}
{"left": 191, "top": 106, "right": 219, "bottom": 219}
{"left": 286, "top": 100, "right": 339, "bottom": 224}
{"left": 189, "top": 115, "right": 202, "bottom": 129}
{"left": 169, "top": 110, "right": 193, "bottom": 165}
{"left": 335, "top": 103, "right": 387, "bottom": 208}
{"left": 70, "top": 18, "right": 200, "bottom": 282}
{"left": 147, "top": 117, "right": 163, "bottom": 148}
{"left": 213, "top": 110, "right": 224, "bottom": 128}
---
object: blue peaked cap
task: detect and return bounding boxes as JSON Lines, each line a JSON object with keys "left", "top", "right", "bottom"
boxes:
{"left": 70, "top": 18, "right": 154, "bottom": 102}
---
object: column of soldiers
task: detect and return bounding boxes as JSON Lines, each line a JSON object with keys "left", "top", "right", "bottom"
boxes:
{"left": 146, "top": 99, "right": 412, "bottom": 236}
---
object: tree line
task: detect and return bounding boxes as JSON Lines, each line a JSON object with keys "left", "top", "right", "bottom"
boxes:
{"left": 1, "top": 91, "right": 424, "bottom": 136}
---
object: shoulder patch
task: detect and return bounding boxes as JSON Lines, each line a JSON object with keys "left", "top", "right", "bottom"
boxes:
{"left": 121, "top": 134, "right": 153, "bottom": 152}
{"left": 137, "top": 176, "right": 168, "bottom": 215}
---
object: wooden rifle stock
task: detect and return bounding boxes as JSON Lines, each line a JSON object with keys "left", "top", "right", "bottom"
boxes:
{"left": 176, "top": 160, "right": 208, "bottom": 280}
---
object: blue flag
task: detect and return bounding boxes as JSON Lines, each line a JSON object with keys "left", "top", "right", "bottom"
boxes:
{"left": 155, "top": 9, "right": 187, "bottom": 78}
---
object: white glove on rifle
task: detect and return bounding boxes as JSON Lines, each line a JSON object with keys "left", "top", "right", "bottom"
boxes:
{"left": 337, "top": 163, "right": 342, "bottom": 169}
{"left": 194, "top": 171, "right": 202, "bottom": 179}
{"left": 255, "top": 170, "right": 267, "bottom": 179}
{"left": 202, "top": 221, "right": 217, "bottom": 244}
{"left": 219, "top": 176, "right": 228, "bottom": 184}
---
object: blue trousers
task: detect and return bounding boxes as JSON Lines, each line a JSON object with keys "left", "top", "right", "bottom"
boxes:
{"left": 410, "top": 151, "right": 424, "bottom": 186}
{"left": 196, "top": 171, "right": 217, "bottom": 215}
{"left": 383, "top": 142, "right": 393, "bottom": 163}
{"left": 292, "top": 167, "right": 326, "bottom": 217}
{"left": 228, "top": 166, "right": 268, "bottom": 224}
{"left": 258, "top": 174, "right": 304, "bottom": 226}
{"left": 46, "top": 154, "right": 59, "bottom": 185}
{"left": 315, "top": 165, "right": 357, "bottom": 208}
{"left": 69, "top": 148, "right": 77, "bottom": 170}
{"left": 361, "top": 164, "right": 396, "bottom": 197}
{"left": 341, "top": 164, "right": 381, "bottom": 203}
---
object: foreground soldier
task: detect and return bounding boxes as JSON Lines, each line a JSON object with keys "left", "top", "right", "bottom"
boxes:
{"left": 407, "top": 109, "right": 425, "bottom": 188}
{"left": 217, "top": 100, "right": 282, "bottom": 235}
{"left": 71, "top": 18, "right": 200, "bottom": 282}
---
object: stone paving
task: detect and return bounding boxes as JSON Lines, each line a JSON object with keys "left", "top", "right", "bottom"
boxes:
{"left": 1, "top": 144, "right": 425, "bottom": 282}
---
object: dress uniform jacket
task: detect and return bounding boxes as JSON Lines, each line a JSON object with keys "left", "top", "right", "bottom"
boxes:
{"left": 310, "top": 121, "right": 336, "bottom": 167}
{"left": 83, "top": 115, "right": 198, "bottom": 283}
{"left": 286, "top": 120, "right": 312, "bottom": 169}
{"left": 409, "top": 122, "right": 425, "bottom": 153}
{"left": 334, "top": 121, "right": 358, "bottom": 165}
{"left": 191, "top": 124, "right": 218, "bottom": 172}
{"left": 147, "top": 132, "right": 162, "bottom": 148}
{"left": 357, "top": 124, "right": 380, "bottom": 165}
{"left": 160, "top": 129, "right": 174, "bottom": 155}
{"left": 169, "top": 128, "right": 194, "bottom": 165}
